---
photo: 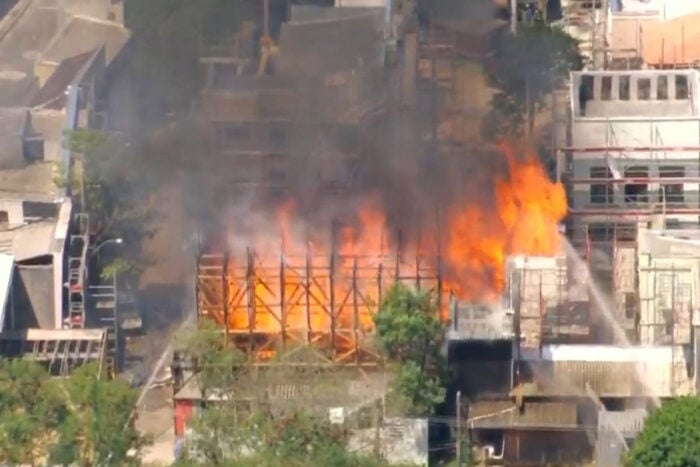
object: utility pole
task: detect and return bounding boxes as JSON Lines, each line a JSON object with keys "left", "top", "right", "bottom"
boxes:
{"left": 456, "top": 390, "right": 462, "bottom": 465}
{"left": 510, "top": 0, "right": 517, "bottom": 35}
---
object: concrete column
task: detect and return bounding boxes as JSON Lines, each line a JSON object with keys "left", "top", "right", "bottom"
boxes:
{"left": 630, "top": 77, "right": 639, "bottom": 100}
{"left": 593, "top": 75, "right": 602, "bottom": 101}
{"left": 669, "top": 75, "right": 677, "bottom": 100}
{"left": 611, "top": 75, "right": 620, "bottom": 100}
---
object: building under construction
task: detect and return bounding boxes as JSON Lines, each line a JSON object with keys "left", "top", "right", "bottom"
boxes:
{"left": 175, "top": 3, "right": 700, "bottom": 465}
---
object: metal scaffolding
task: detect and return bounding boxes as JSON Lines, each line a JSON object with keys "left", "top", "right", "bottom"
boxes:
{"left": 89, "top": 276, "right": 119, "bottom": 379}
{"left": 196, "top": 239, "right": 443, "bottom": 366}
{"left": 67, "top": 212, "right": 89, "bottom": 328}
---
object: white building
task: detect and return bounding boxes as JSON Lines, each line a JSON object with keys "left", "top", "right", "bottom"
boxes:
{"left": 560, "top": 69, "right": 700, "bottom": 238}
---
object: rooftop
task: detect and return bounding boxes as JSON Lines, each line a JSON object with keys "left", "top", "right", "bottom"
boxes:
{"left": 0, "top": 196, "right": 70, "bottom": 262}
{"left": 0, "top": 109, "right": 65, "bottom": 201}
{"left": 30, "top": 49, "right": 94, "bottom": 109}
{"left": 0, "top": 1, "right": 58, "bottom": 106}
{"left": 0, "top": 219, "right": 61, "bottom": 261}
{"left": 39, "top": 15, "right": 127, "bottom": 66}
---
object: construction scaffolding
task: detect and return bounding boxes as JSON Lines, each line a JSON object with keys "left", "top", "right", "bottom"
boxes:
{"left": 637, "top": 255, "right": 696, "bottom": 395}
{"left": 555, "top": 0, "right": 609, "bottom": 68}
{"left": 417, "top": 22, "right": 496, "bottom": 153}
{"left": 67, "top": 212, "right": 90, "bottom": 328}
{"left": 196, "top": 238, "right": 443, "bottom": 366}
{"left": 507, "top": 255, "right": 592, "bottom": 356}
{"left": 89, "top": 277, "right": 119, "bottom": 379}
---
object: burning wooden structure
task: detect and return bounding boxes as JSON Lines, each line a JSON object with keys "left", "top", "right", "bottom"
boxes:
{"left": 196, "top": 240, "right": 443, "bottom": 366}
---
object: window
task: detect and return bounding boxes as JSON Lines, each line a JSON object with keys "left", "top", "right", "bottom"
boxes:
{"left": 0, "top": 211, "right": 7, "bottom": 227}
{"left": 217, "top": 125, "right": 251, "bottom": 141}
{"left": 659, "top": 166, "right": 684, "bottom": 203}
{"left": 601, "top": 76, "right": 612, "bottom": 100}
{"left": 266, "top": 169, "right": 286, "bottom": 185}
{"left": 637, "top": 78, "right": 651, "bottom": 100}
{"left": 588, "top": 223, "right": 614, "bottom": 242}
{"left": 269, "top": 126, "right": 287, "bottom": 147}
{"left": 579, "top": 75, "right": 594, "bottom": 115}
{"left": 615, "top": 223, "right": 637, "bottom": 242}
{"left": 675, "top": 74, "right": 688, "bottom": 99}
{"left": 619, "top": 75, "right": 630, "bottom": 100}
{"left": 624, "top": 166, "right": 649, "bottom": 203}
{"left": 657, "top": 75, "right": 668, "bottom": 100}
{"left": 590, "top": 167, "right": 613, "bottom": 204}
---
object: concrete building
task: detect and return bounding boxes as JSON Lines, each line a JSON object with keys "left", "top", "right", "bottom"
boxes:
{"left": 563, "top": 69, "right": 700, "bottom": 227}
{"left": 448, "top": 244, "right": 700, "bottom": 464}
{"left": 0, "top": 0, "right": 129, "bottom": 375}
{"left": 610, "top": 8, "right": 700, "bottom": 67}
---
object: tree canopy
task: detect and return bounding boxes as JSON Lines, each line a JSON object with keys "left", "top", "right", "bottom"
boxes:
{"left": 63, "top": 128, "right": 157, "bottom": 280}
{"left": 373, "top": 283, "right": 446, "bottom": 416}
{"left": 482, "top": 23, "right": 582, "bottom": 140}
{"left": 0, "top": 360, "right": 148, "bottom": 465}
{"left": 625, "top": 397, "right": 700, "bottom": 467}
{"left": 176, "top": 324, "right": 402, "bottom": 466}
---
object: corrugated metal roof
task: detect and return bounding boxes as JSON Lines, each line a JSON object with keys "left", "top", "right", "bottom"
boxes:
{"left": 469, "top": 401, "right": 578, "bottom": 429}
{"left": 0, "top": 254, "right": 14, "bottom": 332}
{"left": 523, "top": 360, "right": 672, "bottom": 397}
{"left": 598, "top": 409, "right": 647, "bottom": 437}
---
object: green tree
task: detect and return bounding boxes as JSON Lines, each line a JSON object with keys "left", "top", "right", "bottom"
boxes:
{"left": 0, "top": 359, "right": 66, "bottom": 464}
{"left": 624, "top": 397, "right": 700, "bottom": 467}
{"left": 184, "top": 407, "right": 396, "bottom": 467}
{"left": 482, "top": 23, "right": 582, "bottom": 140}
{"left": 178, "top": 320, "right": 248, "bottom": 400}
{"left": 63, "top": 128, "right": 157, "bottom": 280}
{"left": 48, "top": 363, "right": 150, "bottom": 466}
{"left": 177, "top": 325, "right": 400, "bottom": 466}
{"left": 373, "top": 283, "right": 446, "bottom": 416}
{"left": 0, "top": 360, "right": 148, "bottom": 465}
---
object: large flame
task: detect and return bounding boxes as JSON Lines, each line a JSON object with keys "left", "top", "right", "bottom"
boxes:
{"left": 445, "top": 142, "right": 567, "bottom": 299}
{"left": 202, "top": 142, "right": 567, "bottom": 357}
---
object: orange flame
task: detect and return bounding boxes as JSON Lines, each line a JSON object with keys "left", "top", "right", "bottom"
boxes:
{"left": 446, "top": 142, "right": 567, "bottom": 299}
{"left": 206, "top": 142, "right": 567, "bottom": 357}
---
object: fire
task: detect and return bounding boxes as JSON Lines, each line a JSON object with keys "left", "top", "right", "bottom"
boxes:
{"left": 202, "top": 142, "right": 567, "bottom": 360}
{"left": 446, "top": 142, "right": 567, "bottom": 299}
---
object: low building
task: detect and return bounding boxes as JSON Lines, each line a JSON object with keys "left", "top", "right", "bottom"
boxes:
{"left": 0, "top": 0, "right": 129, "bottom": 374}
